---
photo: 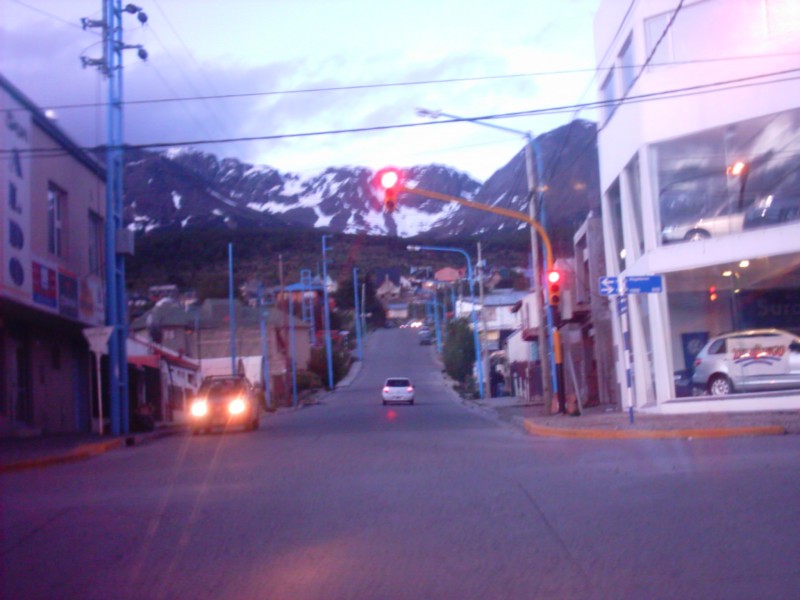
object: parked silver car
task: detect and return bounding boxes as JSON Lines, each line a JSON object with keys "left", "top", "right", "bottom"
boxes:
{"left": 692, "top": 328, "right": 800, "bottom": 395}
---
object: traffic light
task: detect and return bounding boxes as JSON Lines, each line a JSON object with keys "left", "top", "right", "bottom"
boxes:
{"left": 708, "top": 285, "right": 718, "bottom": 302}
{"left": 547, "top": 269, "right": 561, "bottom": 307}
{"left": 374, "top": 167, "right": 402, "bottom": 213}
{"left": 547, "top": 269, "right": 562, "bottom": 327}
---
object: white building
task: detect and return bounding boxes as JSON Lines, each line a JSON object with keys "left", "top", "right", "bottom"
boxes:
{"left": 594, "top": 0, "right": 800, "bottom": 413}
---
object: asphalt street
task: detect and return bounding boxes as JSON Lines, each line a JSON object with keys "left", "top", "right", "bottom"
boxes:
{"left": 2, "top": 328, "right": 800, "bottom": 599}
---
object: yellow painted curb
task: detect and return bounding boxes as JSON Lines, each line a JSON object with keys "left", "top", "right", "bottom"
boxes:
{"left": 0, "top": 439, "right": 123, "bottom": 474}
{"left": 521, "top": 419, "right": 786, "bottom": 440}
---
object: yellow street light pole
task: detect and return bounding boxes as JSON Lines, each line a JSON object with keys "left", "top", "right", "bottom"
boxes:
{"left": 397, "top": 184, "right": 563, "bottom": 370}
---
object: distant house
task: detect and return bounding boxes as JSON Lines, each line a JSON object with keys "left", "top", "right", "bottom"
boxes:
{"left": 386, "top": 302, "right": 409, "bottom": 320}
{"left": 375, "top": 268, "right": 403, "bottom": 303}
{"left": 434, "top": 266, "right": 465, "bottom": 284}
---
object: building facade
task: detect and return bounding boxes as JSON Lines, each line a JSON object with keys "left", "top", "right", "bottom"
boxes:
{"left": 594, "top": 0, "right": 800, "bottom": 412}
{"left": 1, "top": 75, "right": 107, "bottom": 434}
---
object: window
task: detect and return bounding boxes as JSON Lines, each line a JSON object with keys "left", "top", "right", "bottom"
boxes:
{"left": 619, "top": 36, "right": 636, "bottom": 94}
{"left": 88, "top": 211, "right": 103, "bottom": 274}
{"left": 47, "top": 184, "right": 67, "bottom": 258}
{"left": 600, "top": 68, "right": 616, "bottom": 122}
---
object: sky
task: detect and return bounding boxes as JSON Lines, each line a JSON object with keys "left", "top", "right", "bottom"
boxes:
{"left": 1, "top": 0, "right": 602, "bottom": 182}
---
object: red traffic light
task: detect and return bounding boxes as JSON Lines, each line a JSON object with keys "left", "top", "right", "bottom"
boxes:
{"left": 374, "top": 167, "right": 403, "bottom": 213}
{"left": 547, "top": 270, "right": 561, "bottom": 306}
{"left": 374, "top": 167, "right": 402, "bottom": 190}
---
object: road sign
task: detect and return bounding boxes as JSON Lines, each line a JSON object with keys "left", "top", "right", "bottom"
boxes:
{"left": 624, "top": 275, "right": 664, "bottom": 294}
{"left": 83, "top": 326, "right": 114, "bottom": 354}
{"left": 599, "top": 276, "right": 619, "bottom": 296}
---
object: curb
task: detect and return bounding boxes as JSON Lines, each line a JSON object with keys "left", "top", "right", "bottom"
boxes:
{"left": 518, "top": 417, "right": 786, "bottom": 440}
{"left": 0, "top": 438, "right": 124, "bottom": 474}
{"left": 0, "top": 426, "right": 185, "bottom": 474}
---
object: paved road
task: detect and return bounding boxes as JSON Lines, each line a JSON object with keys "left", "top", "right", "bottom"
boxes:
{"left": 3, "top": 328, "right": 800, "bottom": 599}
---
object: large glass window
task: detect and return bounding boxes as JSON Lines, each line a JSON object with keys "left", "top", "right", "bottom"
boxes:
{"left": 645, "top": 0, "right": 775, "bottom": 65}
{"left": 625, "top": 155, "right": 644, "bottom": 256}
{"left": 654, "top": 107, "right": 800, "bottom": 245}
{"left": 666, "top": 254, "right": 800, "bottom": 397}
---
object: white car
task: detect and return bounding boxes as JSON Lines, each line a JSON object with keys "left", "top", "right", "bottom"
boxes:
{"left": 692, "top": 328, "right": 800, "bottom": 395}
{"left": 661, "top": 204, "right": 744, "bottom": 242}
{"left": 382, "top": 377, "right": 415, "bottom": 405}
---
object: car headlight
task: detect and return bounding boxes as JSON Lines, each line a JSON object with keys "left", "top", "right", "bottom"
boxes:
{"left": 190, "top": 399, "right": 208, "bottom": 418}
{"left": 228, "top": 397, "right": 247, "bottom": 415}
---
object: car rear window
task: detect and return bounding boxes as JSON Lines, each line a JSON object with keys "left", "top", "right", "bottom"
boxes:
{"left": 386, "top": 378, "right": 411, "bottom": 387}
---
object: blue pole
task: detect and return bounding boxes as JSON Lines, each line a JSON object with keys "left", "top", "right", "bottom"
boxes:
{"left": 289, "top": 294, "right": 298, "bottom": 407}
{"left": 353, "top": 268, "right": 364, "bottom": 361}
{"left": 433, "top": 287, "right": 442, "bottom": 353}
{"left": 321, "top": 236, "right": 334, "bottom": 390}
{"left": 258, "top": 285, "right": 271, "bottom": 409}
{"left": 228, "top": 243, "right": 236, "bottom": 375}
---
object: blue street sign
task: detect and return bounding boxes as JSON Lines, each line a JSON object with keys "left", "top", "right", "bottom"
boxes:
{"left": 624, "top": 275, "right": 664, "bottom": 294}
{"left": 599, "top": 276, "right": 619, "bottom": 296}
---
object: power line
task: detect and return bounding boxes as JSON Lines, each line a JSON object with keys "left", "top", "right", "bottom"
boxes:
{"left": 9, "top": 0, "right": 94, "bottom": 30}
{"left": 4, "top": 67, "right": 800, "bottom": 158}
{"left": 8, "top": 51, "right": 800, "bottom": 114}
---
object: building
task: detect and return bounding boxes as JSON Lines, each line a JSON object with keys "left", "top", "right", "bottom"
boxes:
{"left": 130, "top": 298, "right": 311, "bottom": 406}
{"left": 1, "top": 75, "right": 107, "bottom": 434}
{"left": 594, "top": 0, "right": 800, "bottom": 412}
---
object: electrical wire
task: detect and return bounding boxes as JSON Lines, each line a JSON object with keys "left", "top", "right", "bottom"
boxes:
{"left": 3, "top": 67, "right": 800, "bottom": 159}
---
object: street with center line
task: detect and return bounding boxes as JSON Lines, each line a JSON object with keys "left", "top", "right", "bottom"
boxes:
{"left": 3, "top": 327, "right": 800, "bottom": 599}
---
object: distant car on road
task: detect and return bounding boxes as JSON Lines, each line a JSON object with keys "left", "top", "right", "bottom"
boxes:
{"left": 189, "top": 375, "right": 260, "bottom": 434}
{"left": 418, "top": 328, "right": 433, "bottom": 345}
{"left": 692, "top": 328, "right": 800, "bottom": 396}
{"left": 382, "top": 377, "right": 415, "bottom": 405}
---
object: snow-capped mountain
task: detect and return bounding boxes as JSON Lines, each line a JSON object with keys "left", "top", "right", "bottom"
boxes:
{"left": 123, "top": 120, "right": 599, "bottom": 248}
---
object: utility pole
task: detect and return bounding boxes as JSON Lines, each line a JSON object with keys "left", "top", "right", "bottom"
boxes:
{"left": 80, "top": 2, "right": 148, "bottom": 435}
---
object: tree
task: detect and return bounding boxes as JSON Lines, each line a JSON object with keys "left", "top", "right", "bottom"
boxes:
{"left": 442, "top": 318, "right": 474, "bottom": 383}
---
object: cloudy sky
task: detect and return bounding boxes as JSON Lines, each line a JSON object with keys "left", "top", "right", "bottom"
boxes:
{"left": 2, "top": 0, "right": 602, "bottom": 181}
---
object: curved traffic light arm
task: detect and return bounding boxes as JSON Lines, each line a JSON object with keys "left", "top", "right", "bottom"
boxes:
{"left": 399, "top": 184, "right": 554, "bottom": 272}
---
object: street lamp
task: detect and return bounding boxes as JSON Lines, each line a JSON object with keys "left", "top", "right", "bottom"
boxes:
{"left": 408, "top": 244, "right": 485, "bottom": 399}
{"left": 416, "top": 107, "right": 562, "bottom": 411}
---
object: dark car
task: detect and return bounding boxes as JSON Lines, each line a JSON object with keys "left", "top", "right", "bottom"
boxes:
{"left": 418, "top": 328, "right": 433, "bottom": 345}
{"left": 188, "top": 375, "right": 260, "bottom": 434}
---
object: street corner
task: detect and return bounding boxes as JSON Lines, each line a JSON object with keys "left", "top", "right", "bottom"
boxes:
{"left": 516, "top": 415, "right": 787, "bottom": 440}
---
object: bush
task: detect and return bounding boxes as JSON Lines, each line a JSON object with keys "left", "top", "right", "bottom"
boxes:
{"left": 308, "top": 346, "right": 351, "bottom": 389}
{"left": 442, "top": 318, "right": 475, "bottom": 384}
{"left": 296, "top": 369, "right": 323, "bottom": 391}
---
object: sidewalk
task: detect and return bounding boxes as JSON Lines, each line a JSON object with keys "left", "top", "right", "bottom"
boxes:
{"left": 0, "top": 426, "right": 182, "bottom": 474}
{"left": 468, "top": 395, "right": 800, "bottom": 439}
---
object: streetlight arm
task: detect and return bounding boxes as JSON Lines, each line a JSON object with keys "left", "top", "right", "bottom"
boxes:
{"left": 401, "top": 185, "right": 554, "bottom": 272}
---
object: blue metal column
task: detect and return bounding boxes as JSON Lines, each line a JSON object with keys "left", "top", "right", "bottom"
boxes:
{"left": 321, "top": 236, "right": 334, "bottom": 389}
{"left": 228, "top": 243, "right": 236, "bottom": 375}
{"left": 353, "top": 268, "right": 363, "bottom": 362}
{"left": 433, "top": 288, "right": 442, "bottom": 353}
{"left": 258, "top": 285, "right": 271, "bottom": 409}
{"left": 105, "top": 0, "right": 128, "bottom": 435}
{"left": 289, "top": 294, "right": 298, "bottom": 407}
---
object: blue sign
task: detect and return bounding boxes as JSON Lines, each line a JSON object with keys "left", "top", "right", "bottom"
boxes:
{"left": 599, "top": 276, "right": 619, "bottom": 296}
{"left": 624, "top": 275, "right": 664, "bottom": 294}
